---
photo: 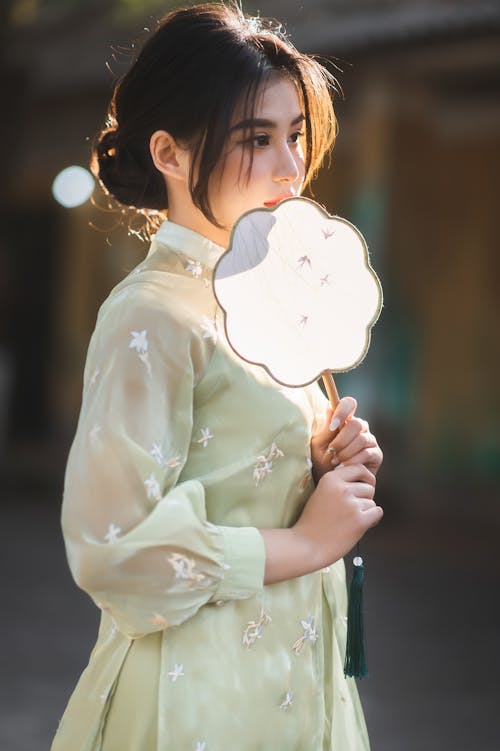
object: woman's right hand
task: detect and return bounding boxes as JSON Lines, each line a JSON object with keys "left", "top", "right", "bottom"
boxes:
{"left": 291, "top": 464, "right": 383, "bottom": 571}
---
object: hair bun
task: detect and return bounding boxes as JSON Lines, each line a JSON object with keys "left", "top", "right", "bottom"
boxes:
{"left": 97, "top": 128, "right": 119, "bottom": 161}
{"left": 91, "top": 125, "right": 166, "bottom": 211}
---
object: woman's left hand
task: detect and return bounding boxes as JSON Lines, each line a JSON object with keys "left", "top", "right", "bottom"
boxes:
{"left": 310, "top": 396, "right": 383, "bottom": 483}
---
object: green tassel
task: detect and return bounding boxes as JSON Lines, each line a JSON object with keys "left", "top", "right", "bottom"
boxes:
{"left": 344, "top": 550, "right": 368, "bottom": 679}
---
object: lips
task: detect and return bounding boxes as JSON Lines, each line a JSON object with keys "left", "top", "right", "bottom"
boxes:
{"left": 263, "top": 193, "right": 294, "bottom": 208}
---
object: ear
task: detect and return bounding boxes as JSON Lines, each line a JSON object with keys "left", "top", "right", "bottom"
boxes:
{"left": 149, "top": 130, "right": 190, "bottom": 183}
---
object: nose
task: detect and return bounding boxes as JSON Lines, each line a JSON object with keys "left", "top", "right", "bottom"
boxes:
{"left": 273, "top": 143, "right": 301, "bottom": 184}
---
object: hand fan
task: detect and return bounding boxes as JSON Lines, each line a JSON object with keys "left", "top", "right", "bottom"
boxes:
{"left": 213, "top": 196, "right": 383, "bottom": 677}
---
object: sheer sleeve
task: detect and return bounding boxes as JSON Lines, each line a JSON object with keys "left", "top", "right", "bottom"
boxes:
{"left": 61, "top": 282, "right": 265, "bottom": 638}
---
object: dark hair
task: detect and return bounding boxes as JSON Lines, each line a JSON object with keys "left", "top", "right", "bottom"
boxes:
{"left": 91, "top": 2, "right": 339, "bottom": 229}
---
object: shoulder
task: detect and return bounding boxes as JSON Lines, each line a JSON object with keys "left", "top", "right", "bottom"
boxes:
{"left": 90, "top": 272, "right": 217, "bottom": 379}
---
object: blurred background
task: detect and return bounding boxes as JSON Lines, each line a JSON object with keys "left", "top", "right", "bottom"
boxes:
{"left": 1, "top": 0, "right": 499, "bottom": 749}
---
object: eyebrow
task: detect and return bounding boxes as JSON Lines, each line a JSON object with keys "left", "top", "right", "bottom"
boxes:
{"left": 230, "top": 113, "right": 305, "bottom": 132}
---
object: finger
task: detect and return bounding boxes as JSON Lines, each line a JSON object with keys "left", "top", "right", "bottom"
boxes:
{"left": 337, "top": 447, "right": 383, "bottom": 472}
{"left": 329, "top": 431, "right": 377, "bottom": 464}
{"left": 350, "top": 482, "right": 376, "bottom": 499}
{"left": 361, "top": 505, "right": 384, "bottom": 528}
{"left": 328, "top": 396, "right": 357, "bottom": 433}
{"left": 335, "top": 463, "right": 376, "bottom": 486}
{"left": 330, "top": 418, "right": 370, "bottom": 452}
{"left": 357, "top": 499, "right": 376, "bottom": 511}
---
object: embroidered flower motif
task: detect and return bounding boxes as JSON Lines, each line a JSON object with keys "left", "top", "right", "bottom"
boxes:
{"left": 242, "top": 608, "right": 272, "bottom": 648}
{"left": 129, "top": 330, "right": 148, "bottom": 354}
{"left": 105, "top": 523, "right": 121, "bottom": 544}
{"left": 200, "top": 316, "right": 218, "bottom": 344}
{"left": 196, "top": 427, "right": 214, "bottom": 448}
{"left": 151, "top": 613, "right": 170, "bottom": 628}
{"left": 253, "top": 442, "right": 284, "bottom": 486}
{"left": 195, "top": 743, "right": 207, "bottom": 751}
{"left": 144, "top": 472, "right": 162, "bottom": 501}
{"left": 89, "top": 423, "right": 101, "bottom": 445}
{"left": 292, "top": 615, "right": 319, "bottom": 655}
{"left": 150, "top": 442, "right": 164, "bottom": 465}
{"left": 168, "top": 553, "right": 206, "bottom": 584}
{"left": 280, "top": 691, "right": 294, "bottom": 710}
{"left": 167, "top": 663, "right": 184, "bottom": 682}
{"left": 129, "top": 330, "right": 152, "bottom": 376}
{"left": 186, "top": 259, "right": 203, "bottom": 277}
{"left": 165, "top": 455, "right": 182, "bottom": 469}
{"left": 298, "top": 457, "right": 313, "bottom": 490}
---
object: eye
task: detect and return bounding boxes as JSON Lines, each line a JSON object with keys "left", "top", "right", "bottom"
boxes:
{"left": 252, "top": 133, "right": 270, "bottom": 148}
{"left": 288, "top": 130, "right": 304, "bottom": 144}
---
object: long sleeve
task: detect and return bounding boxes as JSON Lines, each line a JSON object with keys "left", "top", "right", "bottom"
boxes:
{"left": 61, "top": 280, "right": 265, "bottom": 638}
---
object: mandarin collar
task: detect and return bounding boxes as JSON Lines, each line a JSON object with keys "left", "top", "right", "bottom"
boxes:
{"left": 150, "top": 220, "right": 226, "bottom": 269}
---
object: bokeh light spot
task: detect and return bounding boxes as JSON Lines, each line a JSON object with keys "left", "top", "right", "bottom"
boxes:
{"left": 52, "top": 166, "right": 95, "bottom": 208}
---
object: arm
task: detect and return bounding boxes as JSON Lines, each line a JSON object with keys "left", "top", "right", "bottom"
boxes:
{"left": 62, "top": 285, "right": 265, "bottom": 638}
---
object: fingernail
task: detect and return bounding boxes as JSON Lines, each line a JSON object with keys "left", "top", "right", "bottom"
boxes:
{"left": 329, "top": 417, "right": 340, "bottom": 431}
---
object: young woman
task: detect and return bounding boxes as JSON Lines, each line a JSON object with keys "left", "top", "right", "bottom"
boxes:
{"left": 51, "top": 4, "right": 383, "bottom": 750}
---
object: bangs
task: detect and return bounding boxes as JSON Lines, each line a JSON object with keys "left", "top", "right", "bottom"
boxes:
{"left": 188, "top": 29, "right": 338, "bottom": 226}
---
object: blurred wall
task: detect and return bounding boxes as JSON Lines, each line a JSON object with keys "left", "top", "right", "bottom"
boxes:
{"left": 1, "top": 0, "right": 499, "bottom": 518}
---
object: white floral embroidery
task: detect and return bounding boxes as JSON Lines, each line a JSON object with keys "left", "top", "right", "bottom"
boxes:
{"left": 253, "top": 442, "right": 284, "bottom": 486}
{"left": 292, "top": 616, "right": 319, "bottom": 655}
{"left": 105, "top": 523, "right": 121, "bottom": 544}
{"left": 280, "top": 691, "right": 294, "bottom": 710}
{"left": 165, "top": 455, "right": 181, "bottom": 469}
{"left": 150, "top": 442, "right": 164, "bottom": 465}
{"left": 196, "top": 427, "right": 214, "bottom": 448}
{"left": 186, "top": 259, "right": 203, "bottom": 277}
{"left": 242, "top": 608, "right": 272, "bottom": 648}
{"left": 89, "top": 423, "right": 101, "bottom": 445}
{"left": 200, "top": 316, "right": 218, "bottom": 344}
{"left": 195, "top": 743, "right": 207, "bottom": 751}
{"left": 110, "top": 620, "right": 119, "bottom": 636}
{"left": 89, "top": 367, "right": 100, "bottom": 386}
{"left": 144, "top": 472, "right": 161, "bottom": 501}
{"left": 299, "top": 457, "right": 314, "bottom": 490}
{"left": 151, "top": 613, "right": 170, "bottom": 628}
{"left": 129, "top": 330, "right": 152, "bottom": 376}
{"left": 129, "top": 330, "right": 148, "bottom": 354}
{"left": 167, "top": 663, "right": 184, "bottom": 682}
{"left": 168, "top": 553, "right": 206, "bottom": 584}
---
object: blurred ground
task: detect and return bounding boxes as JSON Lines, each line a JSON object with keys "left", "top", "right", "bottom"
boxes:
{"left": 1, "top": 496, "right": 499, "bottom": 751}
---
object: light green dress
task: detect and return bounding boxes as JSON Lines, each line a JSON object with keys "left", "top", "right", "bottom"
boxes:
{"left": 51, "top": 221, "right": 370, "bottom": 751}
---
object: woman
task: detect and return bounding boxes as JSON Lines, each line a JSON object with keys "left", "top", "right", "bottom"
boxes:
{"left": 51, "top": 4, "right": 383, "bottom": 750}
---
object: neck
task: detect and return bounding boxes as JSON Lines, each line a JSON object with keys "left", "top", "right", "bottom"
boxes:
{"left": 167, "top": 189, "right": 230, "bottom": 249}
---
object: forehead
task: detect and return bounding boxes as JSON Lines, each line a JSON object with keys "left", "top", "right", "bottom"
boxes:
{"left": 232, "top": 73, "right": 303, "bottom": 126}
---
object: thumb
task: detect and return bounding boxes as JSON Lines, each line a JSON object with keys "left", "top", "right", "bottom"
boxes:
{"left": 328, "top": 396, "right": 357, "bottom": 433}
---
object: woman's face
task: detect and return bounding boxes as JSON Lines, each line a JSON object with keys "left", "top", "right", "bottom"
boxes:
{"left": 207, "top": 74, "right": 306, "bottom": 244}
